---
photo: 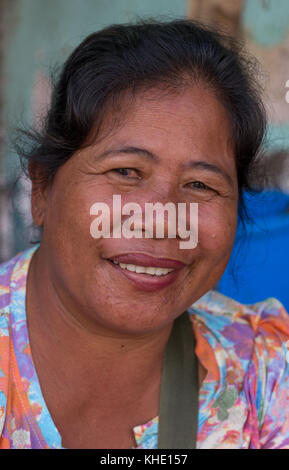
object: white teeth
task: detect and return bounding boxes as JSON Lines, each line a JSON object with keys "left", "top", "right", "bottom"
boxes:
{"left": 125, "top": 264, "right": 136, "bottom": 272}
{"left": 146, "top": 267, "right": 157, "bottom": 275}
{"left": 110, "top": 260, "right": 174, "bottom": 276}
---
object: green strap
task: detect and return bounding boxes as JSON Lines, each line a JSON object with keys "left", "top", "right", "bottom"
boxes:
{"left": 157, "top": 311, "right": 199, "bottom": 449}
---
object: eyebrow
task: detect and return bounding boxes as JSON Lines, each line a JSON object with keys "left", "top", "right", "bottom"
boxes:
{"left": 97, "top": 146, "right": 159, "bottom": 162}
{"left": 97, "top": 146, "right": 233, "bottom": 186}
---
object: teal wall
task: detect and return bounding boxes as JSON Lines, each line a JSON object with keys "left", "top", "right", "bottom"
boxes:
{"left": 243, "top": 0, "right": 289, "bottom": 151}
{"left": 243, "top": 0, "right": 289, "bottom": 46}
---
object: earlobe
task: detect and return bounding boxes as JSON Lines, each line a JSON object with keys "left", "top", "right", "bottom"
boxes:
{"left": 31, "top": 187, "right": 46, "bottom": 227}
{"left": 29, "top": 163, "right": 49, "bottom": 227}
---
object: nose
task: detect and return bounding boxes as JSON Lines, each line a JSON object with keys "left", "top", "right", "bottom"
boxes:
{"left": 120, "top": 185, "right": 188, "bottom": 240}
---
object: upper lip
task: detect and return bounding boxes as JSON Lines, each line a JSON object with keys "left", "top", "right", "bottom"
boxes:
{"left": 106, "top": 253, "right": 186, "bottom": 269}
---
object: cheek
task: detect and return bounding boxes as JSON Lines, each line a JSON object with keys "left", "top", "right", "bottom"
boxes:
{"left": 197, "top": 203, "right": 237, "bottom": 263}
{"left": 46, "top": 177, "right": 113, "bottom": 242}
{"left": 43, "top": 179, "right": 117, "bottom": 291}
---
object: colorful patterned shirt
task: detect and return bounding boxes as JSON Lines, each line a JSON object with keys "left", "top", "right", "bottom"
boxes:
{"left": 1, "top": 244, "right": 289, "bottom": 449}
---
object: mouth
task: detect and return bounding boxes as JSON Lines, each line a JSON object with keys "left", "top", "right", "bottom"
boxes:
{"left": 105, "top": 253, "right": 186, "bottom": 292}
{"left": 108, "top": 259, "right": 175, "bottom": 276}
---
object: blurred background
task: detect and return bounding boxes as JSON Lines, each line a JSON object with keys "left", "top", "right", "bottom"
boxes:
{"left": 0, "top": 0, "right": 288, "bottom": 308}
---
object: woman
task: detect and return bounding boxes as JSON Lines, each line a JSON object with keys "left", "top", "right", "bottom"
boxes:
{"left": 0, "top": 19, "right": 289, "bottom": 449}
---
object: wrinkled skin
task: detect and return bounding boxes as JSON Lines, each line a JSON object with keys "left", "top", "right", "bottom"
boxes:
{"left": 27, "top": 85, "right": 239, "bottom": 448}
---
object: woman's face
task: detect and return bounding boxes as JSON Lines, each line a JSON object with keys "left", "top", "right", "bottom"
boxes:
{"left": 33, "top": 85, "right": 238, "bottom": 334}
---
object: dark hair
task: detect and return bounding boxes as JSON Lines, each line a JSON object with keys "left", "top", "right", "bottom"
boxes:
{"left": 17, "top": 18, "right": 267, "bottom": 216}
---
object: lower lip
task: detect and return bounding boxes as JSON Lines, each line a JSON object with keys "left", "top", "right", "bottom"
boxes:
{"left": 107, "top": 261, "right": 182, "bottom": 292}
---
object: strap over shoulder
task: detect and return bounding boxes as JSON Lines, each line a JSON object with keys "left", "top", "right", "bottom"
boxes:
{"left": 158, "top": 311, "right": 198, "bottom": 449}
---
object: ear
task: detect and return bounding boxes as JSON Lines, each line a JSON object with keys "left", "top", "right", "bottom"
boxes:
{"left": 28, "top": 162, "right": 49, "bottom": 227}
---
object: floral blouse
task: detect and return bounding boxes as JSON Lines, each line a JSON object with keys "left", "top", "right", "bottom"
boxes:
{"left": 1, "top": 244, "right": 289, "bottom": 449}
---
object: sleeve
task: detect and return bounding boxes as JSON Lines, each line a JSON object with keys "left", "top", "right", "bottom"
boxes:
{"left": 244, "top": 298, "right": 289, "bottom": 449}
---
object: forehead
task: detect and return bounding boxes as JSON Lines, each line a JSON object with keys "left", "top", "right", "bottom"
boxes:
{"left": 90, "top": 85, "right": 236, "bottom": 174}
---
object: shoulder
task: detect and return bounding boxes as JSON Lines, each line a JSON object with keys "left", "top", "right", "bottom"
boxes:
{"left": 188, "top": 289, "right": 289, "bottom": 372}
{"left": 0, "top": 245, "right": 39, "bottom": 311}
{"left": 0, "top": 245, "right": 40, "bottom": 443}
{"left": 0, "top": 251, "right": 23, "bottom": 310}
{"left": 189, "top": 290, "right": 289, "bottom": 448}
{"left": 189, "top": 289, "right": 289, "bottom": 340}
{"left": 0, "top": 252, "right": 21, "bottom": 440}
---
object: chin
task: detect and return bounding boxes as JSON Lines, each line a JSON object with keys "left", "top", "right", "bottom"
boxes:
{"left": 95, "top": 304, "right": 174, "bottom": 335}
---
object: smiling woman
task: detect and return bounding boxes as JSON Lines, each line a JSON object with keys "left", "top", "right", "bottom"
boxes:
{"left": 1, "top": 19, "right": 289, "bottom": 450}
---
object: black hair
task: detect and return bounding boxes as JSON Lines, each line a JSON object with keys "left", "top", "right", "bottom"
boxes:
{"left": 17, "top": 18, "right": 267, "bottom": 218}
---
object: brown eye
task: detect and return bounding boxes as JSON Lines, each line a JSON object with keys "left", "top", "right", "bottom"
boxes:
{"left": 189, "top": 181, "right": 211, "bottom": 190}
{"left": 112, "top": 168, "right": 140, "bottom": 179}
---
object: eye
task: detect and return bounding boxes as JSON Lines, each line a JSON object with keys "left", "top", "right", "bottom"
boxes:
{"left": 111, "top": 168, "right": 141, "bottom": 179}
{"left": 188, "top": 181, "right": 212, "bottom": 191}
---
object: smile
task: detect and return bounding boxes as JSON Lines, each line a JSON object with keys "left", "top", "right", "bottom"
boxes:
{"left": 109, "top": 259, "right": 174, "bottom": 276}
{"left": 106, "top": 253, "right": 186, "bottom": 292}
